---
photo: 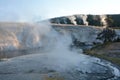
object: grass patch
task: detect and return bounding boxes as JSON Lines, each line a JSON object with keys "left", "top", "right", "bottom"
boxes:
{"left": 43, "top": 72, "right": 64, "bottom": 80}
{"left": 92, "top": 42, "right": 112, "bottom": 50}
{"left": 44, "top": 77, "right": 64, "bottom": 80}
{"left": 84, "top": 42, "right": 120, "bottom": 66}
{"left": 85, "top": 49, "right": 120, "bottom": 66}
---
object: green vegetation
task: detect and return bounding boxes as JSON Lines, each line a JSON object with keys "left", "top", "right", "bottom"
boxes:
{"left": 106, "top": 15, "right": 120, "bottom": 27}
{"left": 97, "top": 28, "right": 116, "bottom": 42}
{"left": 75, "top": 15, "right": 84, "bottom": 25}
{"left": 50, "top": 14, "right": 120, "bottom": 28}
{"left": 50, "top": 17, "right": 74, "bottom": 25}
{"left": 85, "top": 51, "right": 120, "bottom": 66}
{"left": 85, "top": 42, "right": 120, "bottom": 66}
{"left": 87, "top": 15, "right": 103, "bottom": 26}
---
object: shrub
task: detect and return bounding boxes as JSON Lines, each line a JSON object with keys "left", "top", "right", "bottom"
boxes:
{"left": 97, "top": 28, "right": 116, "bottom": 42}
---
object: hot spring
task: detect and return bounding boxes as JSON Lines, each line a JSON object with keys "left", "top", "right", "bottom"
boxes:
{"left": 0, "top": 22, "right": 119, "bottom": 80}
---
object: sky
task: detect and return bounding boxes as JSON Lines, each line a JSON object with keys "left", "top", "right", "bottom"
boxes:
{"left": 0, "top": 0, "right": 120, "bottom": 22}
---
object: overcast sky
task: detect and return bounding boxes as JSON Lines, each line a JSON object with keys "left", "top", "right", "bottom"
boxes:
{"left": 0, "top": 0, "right": 120, "bottom": 22}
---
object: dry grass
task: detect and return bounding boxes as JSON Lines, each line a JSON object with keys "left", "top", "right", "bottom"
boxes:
{"left": 42, "top": 73, "right": 64, "bottom": 80}
{"left": 85, "top": 42, "right": 120, "bottom": 66}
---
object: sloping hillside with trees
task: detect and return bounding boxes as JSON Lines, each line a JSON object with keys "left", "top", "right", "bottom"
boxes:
{"left": 49, "top": 14, "right": 120, "bottom": 28}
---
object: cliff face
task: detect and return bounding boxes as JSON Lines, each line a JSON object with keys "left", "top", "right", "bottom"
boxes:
{"left": 50, "top": 14, "right": 120, "bottom": 27}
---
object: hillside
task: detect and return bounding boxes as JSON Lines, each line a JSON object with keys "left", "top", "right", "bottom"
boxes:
{"left": 49, "top": 14, "right": 120, "bottom": 28}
